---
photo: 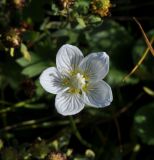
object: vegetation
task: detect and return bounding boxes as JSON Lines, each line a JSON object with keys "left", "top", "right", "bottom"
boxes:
{"left": 0, "top": 0, "right": 154, "bottom": 159}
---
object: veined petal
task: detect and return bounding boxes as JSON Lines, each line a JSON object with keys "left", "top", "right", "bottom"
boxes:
{"left": 39, "top": 67, "right": 65, "bottom": 94}
{"left": 56, "top": 44, "right": 84, "bottom": 74}
{"left": 83, "top": 80, "right": 113, "bottom": 108}
{"left": 79, "top": 52, "right": 109, "bottom": 81}
{"left": 55, "top": 92, "right": 85, "bottom": 116}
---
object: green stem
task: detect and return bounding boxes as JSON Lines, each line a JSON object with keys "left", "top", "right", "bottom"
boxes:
{"left": 0, "top": 88, "right": 7, "bottom": 128}
{"left": 0, "top": 100, "right": 34, "bottom": 114}
{"left": 69, "top": 116, "right": 91, "bottom": 148}
{"left": 0, "top": 118, "right": 70, "bottom": 132}
{"left": 0, "top": 100, "right": 12, "bottom": 105}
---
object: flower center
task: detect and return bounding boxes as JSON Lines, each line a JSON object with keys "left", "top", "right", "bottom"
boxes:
{"left": 73, "top": 73, "right": 86, "bottom": 89}
{"left": 62, "top": 72, "right": 87, "bottom": 94}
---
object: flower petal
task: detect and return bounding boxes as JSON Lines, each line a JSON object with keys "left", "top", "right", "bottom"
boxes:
{"left": 79, "top": 52, "right": 109, "bottom": 81}
{"left": 56, "top": 44, "right": 84, "bottom": 74}
{"left": 83, "top": 80, "right": 113, "bottom": 108}
{"left": 55, "top": 92, "right": 85, "bottom": 116}
{"left": 40, "top": 67, "right": 65, "bottom": 94}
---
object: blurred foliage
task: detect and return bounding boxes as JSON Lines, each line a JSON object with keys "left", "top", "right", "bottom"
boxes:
{"left": 134, "top": 103, "right": 154, "bottom": 145}
{"left": 0, "top": 0, "right": 154, "bottom": 160}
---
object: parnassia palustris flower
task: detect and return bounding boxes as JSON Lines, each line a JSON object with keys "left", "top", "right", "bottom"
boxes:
{"left": 40, "top": 44, "right": 113, "bottom": 116}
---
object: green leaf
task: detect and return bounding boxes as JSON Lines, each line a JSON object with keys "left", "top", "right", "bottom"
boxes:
{"left": 16, "top": 53, "right": 41, "bottom": 67}
{"left": 16, "top": 57, "right": 31, "bottom": 67}
{"left": 77, "top": 17, "right": 86, "bottom": 28}
{"left": 20, "top": 43, "right": 31, "bottom": 61}
{"left": 40, "top": 18, "right": 53, "bottom": 31}
{"left": 143, "top": 86, "right": 154, "bottom": 97}
{"left": 74, "top": 0, "right": 90, "bottom": 14}
{"left": 10, "top": 47, "right": 15, "bottom": 57}
{"left": 88, "top": 15, "right": 102, "bottom": 24}
{"left": 22, "top": 62, "right": 48, "bottom": 77}
{"left": 134, "top": 103, "right": 154, "bottom": 145}
{"left": 24, "top": 103, "right": 46, "bottom": 109}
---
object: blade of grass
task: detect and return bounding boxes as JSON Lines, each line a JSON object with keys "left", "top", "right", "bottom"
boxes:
{"left": 143, "top": 86, "right": 154, "bottom": 97}
{"left": 123, "top": 37, "right": 154, "bottom": 81}
{"left": 133, "top": 17, "right": 154, "bottom": 56}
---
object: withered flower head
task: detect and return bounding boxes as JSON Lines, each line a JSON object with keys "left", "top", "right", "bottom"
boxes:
{"left": 2, "top": 28, "right": 21, "bottom": 48}
{"left": 10, "top": 0, "right": 25, "bottom": 9}
{"left": 91, "top": 0, "right": 112, "bottom": 17}
{"left": 47, "top": 152, "right": 67, "bottom": 160}
{"left": 59, "top": 0, "right": 75, "bottom": 9}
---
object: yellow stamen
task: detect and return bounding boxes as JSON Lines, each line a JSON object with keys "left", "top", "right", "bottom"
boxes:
{"left": 68, "top": 88, "right": 80, "bottom": 94}
{"left": 82, "top": 83, "right": 89, "bottom": 93}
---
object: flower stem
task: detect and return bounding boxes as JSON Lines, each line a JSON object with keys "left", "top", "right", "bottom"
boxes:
{"left": 69, "top": 116, "right": 91, "bottom": 148}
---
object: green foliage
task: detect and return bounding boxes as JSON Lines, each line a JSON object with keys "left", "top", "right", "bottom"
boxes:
{"left": 1, "top": 147, "right": 18, "bottom": 160}
{"left": 134, "top": 103, "right": 154, "bottom": 145}
{"left": 0, "top": 0, "right": 154, "bottom": 160}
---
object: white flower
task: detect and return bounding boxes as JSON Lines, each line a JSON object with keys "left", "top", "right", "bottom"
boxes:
{"left": 40, "top": 44, "right": 113, "bottom": 116}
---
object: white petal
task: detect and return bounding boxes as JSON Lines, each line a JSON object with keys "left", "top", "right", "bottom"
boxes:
{"left": 39, "top": 67, "right": 65, "bottom": 94}
{"left": 55, "top": 92, "right": 85, "bottom": 116}
{"left": 56, "top": 44, "right": 84, "bottom": 74}
{"left": 79, "top": 52, "right": 109, "bottom": 81}
{"left": 83, "top": 80, "right": 113, "bottom": 108}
